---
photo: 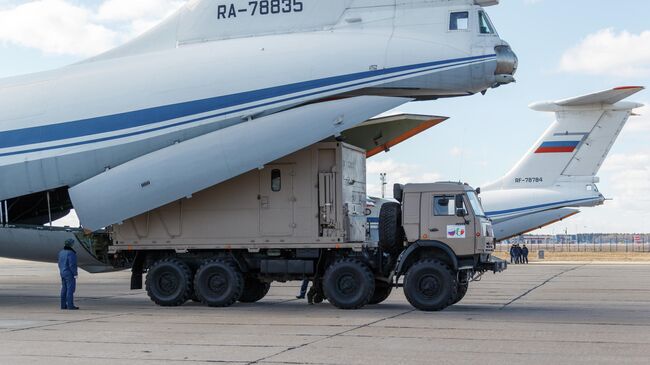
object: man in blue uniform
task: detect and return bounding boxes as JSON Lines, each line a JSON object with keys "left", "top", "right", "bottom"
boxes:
{"left": 58, "top": 238, "right": 79, "bottom": 310}
{"left": 522, "top": 245, "right": 529, "bottom": 264}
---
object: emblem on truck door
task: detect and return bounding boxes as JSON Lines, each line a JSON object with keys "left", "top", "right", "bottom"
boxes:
{"left": 447, "top": 225, "right": 466, "bottom": 238}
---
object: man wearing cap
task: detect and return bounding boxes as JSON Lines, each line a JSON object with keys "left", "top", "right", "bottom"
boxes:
{"left": 58, "top": 238, "right": 79, "bottom": 310}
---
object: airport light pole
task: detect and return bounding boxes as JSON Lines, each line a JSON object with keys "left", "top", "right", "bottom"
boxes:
{"left": 380, "top": 173, "right": 387, "bottom": 199}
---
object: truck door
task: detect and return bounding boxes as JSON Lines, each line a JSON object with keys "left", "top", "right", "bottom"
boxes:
{"left": 259, "top": 165, "right": 295, "bottom": 236}
{"left": 424, "top": 193, "right": 476, "bottom": 256}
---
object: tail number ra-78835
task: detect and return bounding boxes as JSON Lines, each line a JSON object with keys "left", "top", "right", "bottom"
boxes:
{"left": 218, "top": 1, "right": 304, "bottom": 19}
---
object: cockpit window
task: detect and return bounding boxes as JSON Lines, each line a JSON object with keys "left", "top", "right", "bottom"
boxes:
{"left": 449, "top": 12, "right": 469, "bottom": 31}
{"left": 478, "top": 11, "right": 496, "bottom": 34}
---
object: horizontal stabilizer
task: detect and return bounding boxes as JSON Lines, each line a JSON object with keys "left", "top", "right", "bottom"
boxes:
{"left": 70, "top": 96, "right": 410, "bottom": 231}
{"left": 531, "top": 86, "right": 644, "bottom": 111}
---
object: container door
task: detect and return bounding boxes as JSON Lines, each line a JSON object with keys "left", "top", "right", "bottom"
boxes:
{"left": 424, "top": 193, "right": 476, "bottom": 256}
{"left": 259, "top": 165, "right": 295, "bottom": 236}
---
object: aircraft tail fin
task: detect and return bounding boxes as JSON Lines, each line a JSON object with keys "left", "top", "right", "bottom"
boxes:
{"left": 485, "top": 87, "right": 644, "bottom": 190}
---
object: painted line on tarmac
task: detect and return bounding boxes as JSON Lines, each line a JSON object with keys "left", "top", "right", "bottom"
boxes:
{"left": 247, "top": 308, "right": 416, "bottom": 365}
{"left": 500, "top": 265, "right": 585, "bottom": 310}
{"left": 7, "top": 313, "right": 127, "bottom": 333}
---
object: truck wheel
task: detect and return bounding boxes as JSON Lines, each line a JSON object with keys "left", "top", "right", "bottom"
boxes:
{"left": 379, "top": 202, "right": 403, "bottom": 252}
{"left": 404, "top": 259, "right": 457, "bottom": 311}
{"left": 452, "top": 282, "right": 468, "bottom": 305}
{"left": 369, "top": 281, "right": 393, "bottom": 305}
{"left": 323, "top": 259, "right": 374, "bottom": 309}
{"left": 239, "top": 277, "right": 271, "bottom": 303}
{"left": 145, "top": 258, "right": 193, "bottom": 307}
{"left": 194, "top": 259, "right": 243, "bottom": 307}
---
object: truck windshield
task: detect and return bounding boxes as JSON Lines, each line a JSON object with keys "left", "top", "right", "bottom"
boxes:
{"left": 466, "top": 192, "right": 486, "bottom": 217}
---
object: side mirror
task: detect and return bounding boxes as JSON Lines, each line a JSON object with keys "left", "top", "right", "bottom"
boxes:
{"left": 456, "top": 208, "right": 467, "bottom": 217}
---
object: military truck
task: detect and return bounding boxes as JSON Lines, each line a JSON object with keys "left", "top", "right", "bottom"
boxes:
{"left": 108, "top": 141, "right": 505, "bottom": 311}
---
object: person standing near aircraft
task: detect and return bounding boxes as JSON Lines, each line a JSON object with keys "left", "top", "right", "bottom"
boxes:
{"left": 58, "top": 239, "right": 79, "bottom": 310}
{"left": 522, "top": 245, "right": 529, "bottom": 264}
{"left": 509, "top": 245, "right": 516, "bottom": 264}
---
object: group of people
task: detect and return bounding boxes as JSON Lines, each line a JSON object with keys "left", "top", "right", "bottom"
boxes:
{"left": 509, "top": 244, "right": 529, "bottom": 264}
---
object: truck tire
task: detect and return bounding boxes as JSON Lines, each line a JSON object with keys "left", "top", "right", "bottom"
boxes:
{"left": 403, "top": 259, "right": 457, "bottom": 311}
{"left": 379, "top": 202, "right": 403, "bottom": 252}
{"left": 369, "top": 281, "right": 393, "bottom": 305}
{"left": 323, "top": 258, "right": 374, "bottom": 309}
{"left": 145, "top": 258, "right": 193, "bottom": 307}
{"left": 239, "top": 277, "right": 271, "bottom": 303}
{"left": 194, "top": 259, "right": 243, "bottom": 307}
{"left": 452, "top": 282, "right": 468, "bottom": 305}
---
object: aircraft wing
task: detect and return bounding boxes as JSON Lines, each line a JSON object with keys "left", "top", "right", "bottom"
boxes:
{"left": 556, "top": 86, "right": 645, "bottom": 107}
{"left": 339, "top": 114, "right": 448, "bottom": 158}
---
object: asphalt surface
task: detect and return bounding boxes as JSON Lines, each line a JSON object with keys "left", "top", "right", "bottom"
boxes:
{"left": 1, "top": 259, "right": 649, "bottom": 364}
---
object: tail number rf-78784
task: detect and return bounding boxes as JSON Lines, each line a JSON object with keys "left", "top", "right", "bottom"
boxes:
{"left": 218, "top": 0, "right": 303, "bottom": 19}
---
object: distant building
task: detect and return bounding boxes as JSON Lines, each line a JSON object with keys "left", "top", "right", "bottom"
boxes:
{"left": 503, "top": 233, "right": 649, "bottom": 245}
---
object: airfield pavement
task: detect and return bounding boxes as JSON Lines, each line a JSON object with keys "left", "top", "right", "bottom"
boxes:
{"left": 1, "top": 259, "right": 650, "bottom": 365}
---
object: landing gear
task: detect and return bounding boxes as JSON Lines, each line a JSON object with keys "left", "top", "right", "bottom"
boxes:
{"left": 239, "top": 277, "right": 271, "bottom": 303}
{"left": 145, "top": 258, "right": 193, "bottom": 306}
{"left": 403, "top": 259, "right": 457, "bottom": 311}
{"left": 193, "top": 259, "right": 243, "bottom": 307}
{"left": 322, "top": 258, "right": 374, "bottom": 309}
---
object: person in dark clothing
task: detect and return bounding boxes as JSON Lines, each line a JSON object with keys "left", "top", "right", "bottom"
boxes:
{"left": 58, "top": 238, "right": 79, "bottom": 310}
{"left": 522, "top": 245, "right": 529, "bottom": 264}
{"left": 509, "top": 245, "right": 516, "bottom": 264}
{"left": 515, "top": 245, "right": 523, "bottom": 264}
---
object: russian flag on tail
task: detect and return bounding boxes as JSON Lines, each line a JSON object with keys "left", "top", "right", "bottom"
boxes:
{"left": 535, "top": 141, "right": 580, "bottom": 154}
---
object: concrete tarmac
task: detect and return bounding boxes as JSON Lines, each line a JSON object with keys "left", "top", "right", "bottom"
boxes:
{"left": 1, "top": 259, "right": 650, "bottom": 364}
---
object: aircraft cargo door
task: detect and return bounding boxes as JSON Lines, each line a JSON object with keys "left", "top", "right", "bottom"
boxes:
{"left": 259, "top": 165, "right": 295, "bottom": 237}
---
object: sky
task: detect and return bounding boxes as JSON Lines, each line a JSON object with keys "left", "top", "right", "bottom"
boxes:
{"left": 0, "top": 0, "right": 648, "bottom": 234}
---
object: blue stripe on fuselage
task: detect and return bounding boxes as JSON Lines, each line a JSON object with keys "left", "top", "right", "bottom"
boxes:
{"left": 0, "top": 54, "right": 495, "bottom": 153}
{"left": 485, "top": 197, "right": 600, "bottom": 217}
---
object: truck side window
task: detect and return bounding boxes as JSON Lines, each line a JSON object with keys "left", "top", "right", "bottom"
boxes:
{"left": 449, "top": 11, "right": 469, "bottom": 31}
{"left": 434, "top": 195, "right": 454, "bottom": 216}
{"left": 271, "top": 169, "right": 281, "bottom": 192}
{"left": 434, "top": 195, "right": 466, "bottom": 216}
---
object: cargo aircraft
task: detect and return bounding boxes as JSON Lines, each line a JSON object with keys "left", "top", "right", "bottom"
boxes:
{"left": 481, "top": 87, "right": 645, "bottom": 240}
{"left": 0, "top": 0, "right": 516, "bottom": 272}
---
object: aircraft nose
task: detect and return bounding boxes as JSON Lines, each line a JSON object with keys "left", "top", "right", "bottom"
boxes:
{"left": 494, "top": 45, "right": 518, "bottom": 85}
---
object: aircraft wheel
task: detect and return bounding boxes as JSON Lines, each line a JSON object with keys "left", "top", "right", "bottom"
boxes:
{"left": 323, "top": 259, "right": 374, "bottom": 309}
{"left": 369, "top": 281, "right": 393, "bottom": 305}
{"left": 194, "top": 259, "right": 243, "bottom": 307}
{"left": 404, "top": 259, "right": 457, "bottom": 311}
{"left": 145, "top": 258, "right": 193, "bottom": 307}
{"left": 239, "top": 277, "right": 271, "bottom": 303}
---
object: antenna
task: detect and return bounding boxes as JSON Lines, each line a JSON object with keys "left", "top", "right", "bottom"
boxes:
{"left": 380, "top": 173, "right": 387, "bottom": 198}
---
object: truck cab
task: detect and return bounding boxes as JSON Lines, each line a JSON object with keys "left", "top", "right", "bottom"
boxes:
{"left": 377, "top": 182, "right": 506, "bottom": 310}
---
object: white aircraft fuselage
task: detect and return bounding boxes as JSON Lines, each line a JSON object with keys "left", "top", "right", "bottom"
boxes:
{"left": 0, "top": 0, "right": 516, "bottom": 231}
